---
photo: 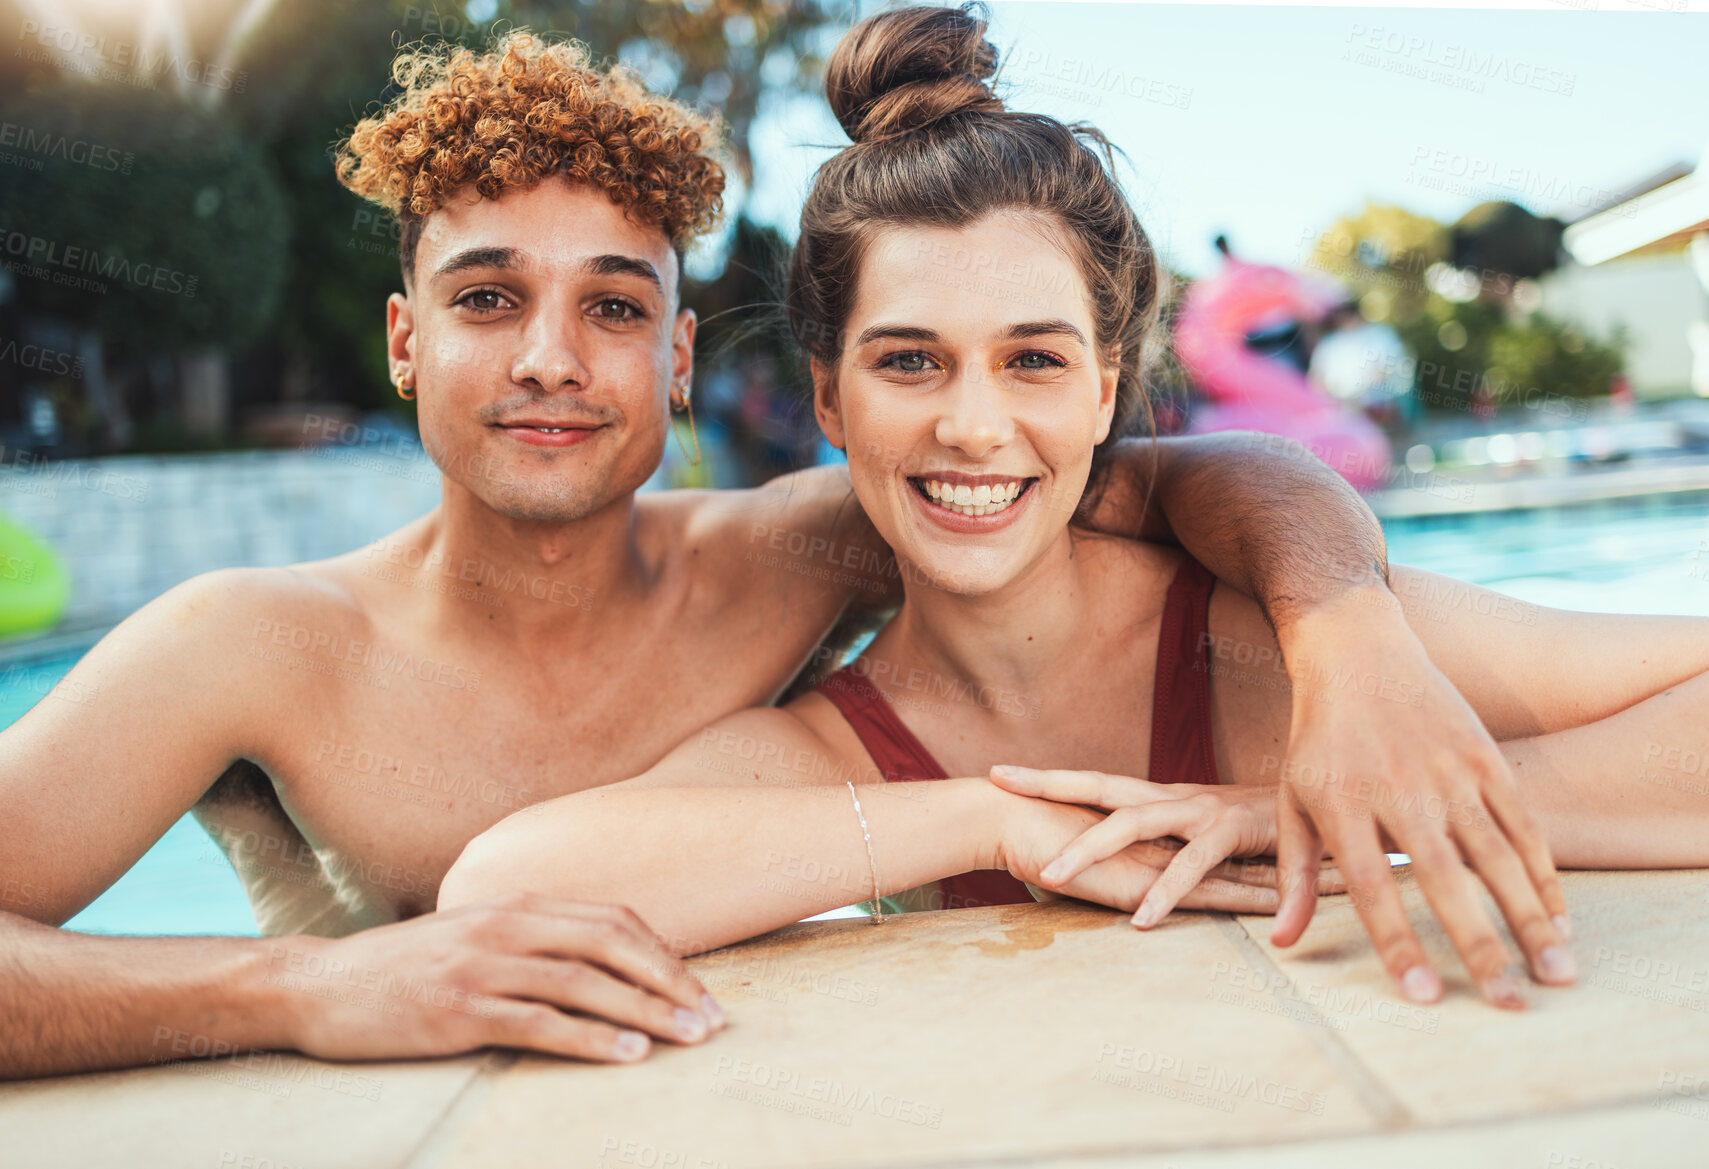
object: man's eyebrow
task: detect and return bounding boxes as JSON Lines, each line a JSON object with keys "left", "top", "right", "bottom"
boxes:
{"left": 999, "top": 318, "right": 1087, "bottom": 345}
{"left": 585, "top": 253, "right": 663, "bottom": 292}
{"left": 432, "top": 246, "right": 524, "bottom": 279}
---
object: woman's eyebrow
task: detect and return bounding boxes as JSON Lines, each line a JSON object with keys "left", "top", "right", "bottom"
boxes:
{"left": 855, "top": 323, "right": 940, "bottom": 346}
{"left": 1000, "top": 318, "right": 1086, "bottom": 345}
{"left": 852, "top": 319, "right": 1087, "bottom": 347}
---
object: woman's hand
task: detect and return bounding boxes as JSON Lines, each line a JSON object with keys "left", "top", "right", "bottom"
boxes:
{"left": 986, "top": 767, "right": 1343, "bottom": 922}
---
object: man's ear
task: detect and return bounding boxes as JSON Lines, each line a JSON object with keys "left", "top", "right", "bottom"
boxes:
{"left": 811, "top": 355, "right": 847, "bottom": 450}
{"left": 386, "top": 292, "right": 415, "bottom": 384}
{"left": 671, "top": 307, "right": 697, "bottom": 404}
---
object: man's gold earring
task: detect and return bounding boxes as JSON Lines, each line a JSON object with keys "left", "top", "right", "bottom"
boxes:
{"left": 394, "top": 370, "right": 415, "bottom": 401}
{"left": 671, "top": 381, "right": 701, "bottom": 467}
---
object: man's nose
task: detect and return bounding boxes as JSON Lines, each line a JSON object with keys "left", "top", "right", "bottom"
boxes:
{"left": 934, "top": 372, "right": 1013, "bottom": 458}
{"left": 509, "top": 309, "right": 594, "bottom": 392}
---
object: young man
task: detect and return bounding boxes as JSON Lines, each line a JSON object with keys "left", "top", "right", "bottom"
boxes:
{"left": 0, "top": 33, "right": 1517, "bottom": 1078}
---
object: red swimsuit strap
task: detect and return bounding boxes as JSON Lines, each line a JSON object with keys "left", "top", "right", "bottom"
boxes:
{"left": 1149, "top": 554, "right": 1222, "bottom": 787}
{"left": 816, "top": 664, "right": 1028, "bottom": 908}
{"left": 817, "top": 666, "right": 947, "bottom": 781}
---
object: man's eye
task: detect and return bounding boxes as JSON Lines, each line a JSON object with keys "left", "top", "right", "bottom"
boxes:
{"left": 1011, "top": 351, "right": 1066, "bottom": 370}
{"left": 596, "top": 298, "right": 642, "bottom": 320}
{"left": 457, "top": 289, "right": 512, "bottom": 313}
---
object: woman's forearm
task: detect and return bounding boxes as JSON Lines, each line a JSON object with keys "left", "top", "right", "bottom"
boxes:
{"left": 1503, "top": 669, "right": 1709, "bottom": 868}
{"left": 439, "top": 779, "right": 1010, "bottom": 954}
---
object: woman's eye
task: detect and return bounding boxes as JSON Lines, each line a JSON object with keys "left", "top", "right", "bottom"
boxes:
{"left": 458, "top": 289, "right": 512, "bottom": 313}
{"left": 1011, "top": 351, "right": 1066, "bottom": 371}
{"left": 879, "top": 351, "right": 936, "bottom": 374}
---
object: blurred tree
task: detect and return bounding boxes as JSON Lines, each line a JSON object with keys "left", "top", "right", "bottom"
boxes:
{"left": 1397, "top": 298, "right": 1625, "bottom": 416}
{"left": 0, "top": 84, "right": 288, "bottom": 350}
{"left": 1305, "top": 201, "right": 1623, "bottom": 419}
{"left": 680, "top": 213, "right": 814, "bottom": 481}
{"left": 227, "top": 1, "right": 431, "bottom": 417}
{"left": 1304, "top": 202, "right": 1446, "bottom": 326}
{"left": 1448, "top": 200, "right": 1568, "bottom": 305}
{"left": 500, "top": 0, "right": 842, "bottom": 185}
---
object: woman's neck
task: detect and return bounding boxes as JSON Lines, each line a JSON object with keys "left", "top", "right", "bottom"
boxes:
{"left": 882, "top": 527, "right": 1103, "bottom": 697}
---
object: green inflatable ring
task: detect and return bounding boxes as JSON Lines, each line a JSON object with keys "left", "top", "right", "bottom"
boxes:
{"left": 0, "top": 512, "right": 69, "bottom": 637}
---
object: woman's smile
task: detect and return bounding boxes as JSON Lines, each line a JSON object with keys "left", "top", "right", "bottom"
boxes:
{"left": 906, "top": 472, "right": 1040, "bottom": 533}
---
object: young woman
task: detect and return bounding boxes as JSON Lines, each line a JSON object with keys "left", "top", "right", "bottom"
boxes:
{"left": 438, "top": 4, "right": 1709, "bottom": 1012}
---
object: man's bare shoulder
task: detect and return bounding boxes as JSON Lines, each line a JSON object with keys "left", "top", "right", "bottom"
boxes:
{"left": 636, "top": 467, "right": 898, "bottom": 614}
{"left": 637, "top": 465, "right": 864, "bottom": 549}
{"left": 108, "top": 559, "right": 372, "bottom": 676}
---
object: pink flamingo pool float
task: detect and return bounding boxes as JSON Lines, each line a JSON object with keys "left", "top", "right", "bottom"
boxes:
{"left": 1173, "top": 244, "right": 1392, "bottom": 491}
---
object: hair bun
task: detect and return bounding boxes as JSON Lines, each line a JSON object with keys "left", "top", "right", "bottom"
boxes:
{"left": 826, "top": 3, "right": 1004, "bottom": 144}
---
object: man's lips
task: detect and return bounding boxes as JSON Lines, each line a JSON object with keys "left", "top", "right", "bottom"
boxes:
{"left": 494, "top": 420, "right": 606, "bottom": 447}
{"left": 495, "top": 419, "right": 603, "bottom": 431}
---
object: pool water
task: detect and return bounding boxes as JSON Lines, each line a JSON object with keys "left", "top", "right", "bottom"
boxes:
{"left": 0, "top": 652, "right": 260, "bottom": 935}
{"left": 4, "top": 490, "right": 1707, "bottom": 937}
{"left": 1382, "top": 491, "right": 1709, "bottom": 618}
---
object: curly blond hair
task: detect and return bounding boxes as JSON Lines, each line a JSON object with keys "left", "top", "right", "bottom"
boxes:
{"left": 335, "top": 30, "right": 728, "bottom": 287}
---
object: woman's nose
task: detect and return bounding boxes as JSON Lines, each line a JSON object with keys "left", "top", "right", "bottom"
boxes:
{"left": 934, "top": 373, "right": 1013, "bottom": 458}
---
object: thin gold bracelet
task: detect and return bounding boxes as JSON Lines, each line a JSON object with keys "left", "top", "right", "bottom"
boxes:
{"left": 845, "top": 780, "right": 883, "bottom": 924}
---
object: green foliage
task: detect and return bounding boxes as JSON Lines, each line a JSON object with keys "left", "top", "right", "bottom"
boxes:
{"left": 1304, "top": 202, "right": 1446, "bottom": 325}
{"left": 499, "top": 0, "right": 843, "bottom": 182}
{"left": 1395, "top": 295, "right": 1625, "bottom": 412}
{"left": 1486, "top": 311, "right": 1626, "bottom": 402}
{"left": 0, "top": 83, "right": 288, "bottom": 350}
{"left": 1310, "top": 201, "right": 1624, "bottom": 414}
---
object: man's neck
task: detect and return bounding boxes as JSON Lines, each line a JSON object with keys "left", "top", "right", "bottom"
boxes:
{"left": 411, "top": 478, "right": 654, "bottom": 642}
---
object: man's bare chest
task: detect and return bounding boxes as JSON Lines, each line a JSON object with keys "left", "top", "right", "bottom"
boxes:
{"left": 233, "top": 614, "right": 833, "bottom": 924}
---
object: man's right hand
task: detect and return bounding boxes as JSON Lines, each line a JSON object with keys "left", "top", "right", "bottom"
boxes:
{"left": 276, "top": 893, "right": 724, "bottom": 1064}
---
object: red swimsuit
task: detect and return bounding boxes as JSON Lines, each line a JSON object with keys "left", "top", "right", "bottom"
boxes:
{"left": 815, "top": 554, "right": 1222, "bottom": 909}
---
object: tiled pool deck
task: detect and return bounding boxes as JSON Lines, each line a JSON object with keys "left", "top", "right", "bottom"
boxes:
{"left": 5, "top": 868, "right": 1705, "bottom": 1168}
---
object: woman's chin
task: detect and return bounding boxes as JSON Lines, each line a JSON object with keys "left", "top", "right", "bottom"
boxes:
{"left": 895, "top": 550, "right": 1024, "bottom": 598}
{"left": 873, "top": 479, "right": 1060, "bottom": 597}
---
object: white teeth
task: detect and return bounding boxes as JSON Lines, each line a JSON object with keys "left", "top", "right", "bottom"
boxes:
{"left": 917, "top": 478, "right": 1028, "bottom": 518}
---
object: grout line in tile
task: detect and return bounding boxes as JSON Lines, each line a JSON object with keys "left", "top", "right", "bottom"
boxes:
{"left": 396, "top": 1050, "right": 519, "bottom": 1169}
{"left": 1213, "top": 914, "right": 1414, "bottom": 1131}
